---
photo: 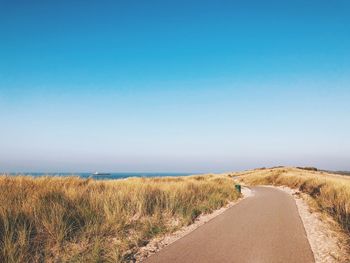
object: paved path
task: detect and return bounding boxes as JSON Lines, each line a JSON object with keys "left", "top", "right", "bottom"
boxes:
{"left": 145, "top": 186, "right": 314, "bottom": 263}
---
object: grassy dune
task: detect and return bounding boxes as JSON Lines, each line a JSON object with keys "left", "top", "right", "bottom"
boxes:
{"left": 0, "top": 174, "right": 239, "bottom": 262}
{"left": 238, "top": 167, "right": 350, "bottom": 236}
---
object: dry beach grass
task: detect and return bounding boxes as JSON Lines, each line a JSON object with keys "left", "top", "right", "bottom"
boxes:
{"left": 0, "top": 174, "right": 239, "bottom": 262}
{"left": 2, "top": 167, "right": 350, "bottom": 262}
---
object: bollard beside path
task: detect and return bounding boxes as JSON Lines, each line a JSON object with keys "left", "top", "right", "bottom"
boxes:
{"left": 235, "top": 184, "right": 241, "bottom": 193}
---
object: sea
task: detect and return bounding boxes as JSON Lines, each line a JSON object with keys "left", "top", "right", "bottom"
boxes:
{"left": 3, "top": 172, "right": 197, "bottom": 180}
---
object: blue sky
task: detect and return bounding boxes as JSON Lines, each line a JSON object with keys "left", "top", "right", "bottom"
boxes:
{"left": 1, "top": 0, "right": 350, "bottom": 172}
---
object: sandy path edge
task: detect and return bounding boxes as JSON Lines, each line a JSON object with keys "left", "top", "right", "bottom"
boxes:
{"left": 272, "top": 186, "right": 348, "bottom": 263}
{"left": 133, "top": 184, "right": 348, "bottom": 262}
{"left": 132, "top": 187, "right": 252, "bottom": 262}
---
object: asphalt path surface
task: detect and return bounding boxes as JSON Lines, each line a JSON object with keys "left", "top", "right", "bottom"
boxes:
{"left": 145, "top": 186, "right": 314, "bottom": 263}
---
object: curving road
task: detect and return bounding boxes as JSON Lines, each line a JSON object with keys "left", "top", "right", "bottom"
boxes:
{"left": 145, "top": 186, "right": 314, "bottom": 263}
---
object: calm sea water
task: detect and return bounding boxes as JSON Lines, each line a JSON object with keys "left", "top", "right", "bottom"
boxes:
{"left": 4, "top": 172, "right": 196, "bottom": 180}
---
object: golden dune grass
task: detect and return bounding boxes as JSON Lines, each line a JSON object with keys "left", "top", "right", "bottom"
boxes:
{"left": 238, "top": 167, "right": 350, "bottom": 236}
{"left": 0, "top": 174, "right": 239, "bottom": 262}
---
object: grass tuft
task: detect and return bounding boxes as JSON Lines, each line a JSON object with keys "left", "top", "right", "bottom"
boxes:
{"left": 0, "top": 174, "right": 238, "bottom": 262}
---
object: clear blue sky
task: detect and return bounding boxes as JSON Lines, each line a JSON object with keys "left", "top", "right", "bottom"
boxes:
{"left": 1, "top": 0, "right": 349, "bottom": 172}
